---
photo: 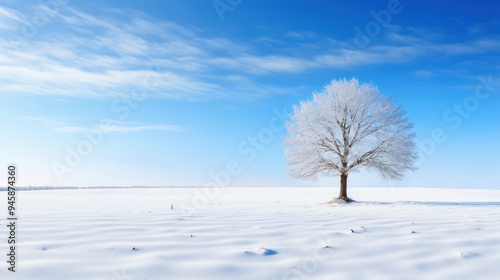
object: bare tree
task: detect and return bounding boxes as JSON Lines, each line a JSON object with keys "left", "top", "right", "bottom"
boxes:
{"left": 284, "top": 78, "right": 417, "bottom": 201}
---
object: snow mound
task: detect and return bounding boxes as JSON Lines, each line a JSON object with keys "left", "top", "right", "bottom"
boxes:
{"left": 328, "top": 197, "right": 357, "bottom": 205}
{"left": 244, "top": 247, "right": 278, "bottom": 256}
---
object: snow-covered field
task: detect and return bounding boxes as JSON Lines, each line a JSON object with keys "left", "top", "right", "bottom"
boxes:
{"left": 2, "top": 187, "right": 500, "bottom": 280}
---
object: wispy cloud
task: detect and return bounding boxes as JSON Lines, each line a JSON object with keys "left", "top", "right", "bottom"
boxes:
{"left": 0, "top": 3, "right": 498, "bottom": 100}
{"left": 19, "top": 116, "right": 66, "bottom": 126}
{"left": 0, "top": 6, "right": 22, "bottom": 30}
{"left": 412, "top": 70, "right": 434, "bottom": 78}
{"left": 55, "top": 122, "right": 182, "bottom": 133}
{"left": 21, "top": 116, "right": 182, "bottom": 134}
{"left": 0, "top": 4, "right": 271, "bottom": 100}
{"left": 208, "top": 27, "right": 500, "bottom": 74}
{"left": 285, "top": 31, "right": 316, "bottom": 40}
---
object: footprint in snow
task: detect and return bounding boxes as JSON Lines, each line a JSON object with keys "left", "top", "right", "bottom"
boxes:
{"left": 350, "top": 228, "right": 363, "bottom": 234}
{"left": 458, "top": 250, "right": 479, "bottom": 259}
{"left": 244, "top": 248, "right": 278, "bottom": 256}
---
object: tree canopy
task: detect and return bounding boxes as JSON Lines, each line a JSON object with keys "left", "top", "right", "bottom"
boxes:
{"left": 284, "top": 78, "right": 418, "bottom": 200}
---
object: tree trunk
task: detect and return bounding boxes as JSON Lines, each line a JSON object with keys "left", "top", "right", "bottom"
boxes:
{"left": 339, "top": 173, "right": 348, "bottom": 199}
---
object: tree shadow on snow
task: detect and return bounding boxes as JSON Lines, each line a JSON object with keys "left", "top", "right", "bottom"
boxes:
{"left": 358, "top": 201, "right": 500, "bottom": 207}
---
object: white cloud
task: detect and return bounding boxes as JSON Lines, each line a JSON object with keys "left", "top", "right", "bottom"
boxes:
{"left": 0, "top": 4, "right": 498, "bottom": 100}
{"left": 285, "top": 31, "right": 316, "bottom": 40}
{"left": 21, "top": 116, "right": 182, "bottom": 134}
{"left": 0, "top": 6, "right": 23, "bottom": 29}
{"left": 0, "top": 4, "right": 264, "bottom": 100}
{"left": 55, "top": 121, "right": 183, "bottom": 134}
{"left": 19, "top": 116, "right": 65, "bottom": 126}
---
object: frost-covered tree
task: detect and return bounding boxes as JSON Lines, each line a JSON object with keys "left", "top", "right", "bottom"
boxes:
{"left": 284, "top": 78, "right": 417, "bottom": 201}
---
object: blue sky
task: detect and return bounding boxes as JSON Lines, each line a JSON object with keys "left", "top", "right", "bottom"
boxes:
{"left": 1, "top": 0, "right": 499, "bottom": 188}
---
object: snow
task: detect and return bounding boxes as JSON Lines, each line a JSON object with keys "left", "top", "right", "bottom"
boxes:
{"left": 2, "top": 187, "right": 500, "bottom": 279}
